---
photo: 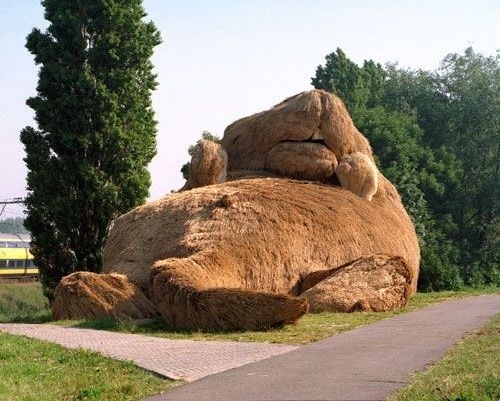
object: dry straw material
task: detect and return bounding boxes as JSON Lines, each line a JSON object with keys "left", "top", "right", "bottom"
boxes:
{"left": 222, "top": 89, "right": 373, "bottom": 177}
{"left": 52, "top": 90, "right": 420, "bottom": 331}
{"left": 99, "top": 177, "right": 419, "bottom": 330}
{"left": 265, "top": 142, "right": 338, "bottom": 182}
{"left": 182, "top": 140, "right": 227, "bottom": 191}
{"left": 52, "top": 272, "right": 158, "bottom": 320}
{"left": 300, "top": 254, "right": 413, "bottom": 312}
{"left": 336, "top": 152, "right": 379, "bottom": 201}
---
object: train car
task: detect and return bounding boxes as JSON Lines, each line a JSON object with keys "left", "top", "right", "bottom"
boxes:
{"left": 0, "top": 233, "right": 38, "bottom": 277}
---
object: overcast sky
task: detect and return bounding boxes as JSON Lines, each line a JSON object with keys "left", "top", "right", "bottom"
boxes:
{"left": 1, "top": 0, "right": 498, "bottom": 218}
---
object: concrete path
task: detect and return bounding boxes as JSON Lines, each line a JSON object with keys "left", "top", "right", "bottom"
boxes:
{"left": 144, "top": 294, "right": 499, "bottom": 401}
{"left": 0, "top": 323, "right": 296, "bottom": 381}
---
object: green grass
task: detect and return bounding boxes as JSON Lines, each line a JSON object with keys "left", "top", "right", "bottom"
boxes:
{"left": 389, "top": 313, "right": 500, "bottom": 401}
{"left": 62, "top": 287, "right": 499, "bottom": 345}
{"left": 1, "top": 281, "right": 497, "bottom": 400}
{"left": 1, "top": 281, "right": 497, "bottom": 344}
{"left": 0, "top": 281, "right": 51, "bottom": 323}
{"left": 0, "top": 332, "right": 180, "bottom": 401}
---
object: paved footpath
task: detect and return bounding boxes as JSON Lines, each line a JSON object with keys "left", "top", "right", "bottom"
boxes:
{"left": 144, "top": 294, "right": 499, "bottom": 401}
{"left": 0, "top": 295, "right": 498, "bottom": 400}
{"left": 0, "top": 323, "right": 296, "bottom": 381}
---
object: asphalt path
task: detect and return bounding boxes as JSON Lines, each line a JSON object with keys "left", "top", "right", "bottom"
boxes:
{"left": 144, "top": 294, "right": 499, "bottom": 401}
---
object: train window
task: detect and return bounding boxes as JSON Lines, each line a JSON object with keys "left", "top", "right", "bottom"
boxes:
{"left": 6, "top": 259, "right": 25, "bottom": 268}
{"left": 0, "top": 260, "right": 7, "bottom": 268}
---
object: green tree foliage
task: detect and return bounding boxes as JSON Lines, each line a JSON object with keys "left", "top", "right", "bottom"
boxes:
{"left": 312, "top": 48, "right": 364, "bottom": 110}
{"left": 436, "top": 49, "right": 499, "bottom": 286}
{"left": 381, "top": 49, "right": 499, "bottom": 288}
{"left": 312, "top": 48, "right": 387, "bottom": 113}
{"left": 0, "top": 218, "right": 29, "bottom": 234}
{"left": 20, "top": 0, "right": 161, "bottom": 300}
{"left": 312, "top": 47, "right": 499, "bottom": 290}
{"left": 180, "top": 131, "right": 221, "bottom": 180}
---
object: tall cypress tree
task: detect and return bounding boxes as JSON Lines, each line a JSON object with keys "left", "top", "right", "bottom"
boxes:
{"left": 20, "top": 0, "right": 161, "bottom": 300}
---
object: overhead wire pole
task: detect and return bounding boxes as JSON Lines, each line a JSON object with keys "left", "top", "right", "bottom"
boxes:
{"left": 0, "top": 198, "right": 26, "bottom": 219}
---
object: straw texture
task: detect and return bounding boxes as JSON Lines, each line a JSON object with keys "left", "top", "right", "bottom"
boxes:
{"left": 99, "top": 178, "right": 419, "bottom": 330}
{"left": 52, "top": 272, "right": 158, "bottom": 320}
{"left": 222, "top": 90, "right": 373, "bottom": 177}
{"left": 182, "top": 140, "right": 227, "bottom": 191}
{"left": 336, "top": 152, "right": 379, "bottom": 201}
{"left": 52, "top": 90, "right": 420, "bottom": 330}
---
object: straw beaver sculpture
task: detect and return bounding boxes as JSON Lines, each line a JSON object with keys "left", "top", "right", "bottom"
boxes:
{"left": 52, "top": 90, "right": 420, "bottom": 331}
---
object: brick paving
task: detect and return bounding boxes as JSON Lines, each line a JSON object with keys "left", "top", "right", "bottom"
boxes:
{"left": 0, "top": 323, "right": 297, "bottom": 381}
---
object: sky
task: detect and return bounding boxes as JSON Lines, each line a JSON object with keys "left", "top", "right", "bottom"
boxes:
{"left": 1, "top": 0, "right": 499, "bottom": 218}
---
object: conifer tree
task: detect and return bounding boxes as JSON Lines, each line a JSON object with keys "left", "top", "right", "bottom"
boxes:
{"left": 21, "top": 0, "right": 161, "bottom": 300}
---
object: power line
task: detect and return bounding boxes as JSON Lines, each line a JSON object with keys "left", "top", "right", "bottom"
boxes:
{"left": 1, "top": 198, "right": 25, "bottom": 204}
{"left": 0, "top": 198, "right": 26, "bottom": 219}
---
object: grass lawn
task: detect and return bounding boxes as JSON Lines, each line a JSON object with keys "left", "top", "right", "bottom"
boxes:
{"left": 0, "top": 332, "right": 180, "bottom": 401}
{"left": 389, "top": 313, "right": 500, "bottom": 401}
{"left": 0, "top": 280, "right": 50, "bottom": 323}
{"left": 62, "top": 287, "right": 499, "bottom": 345}
{"left": 0, "top": 280, "right": 497, "bottom": 344}
{"left": 0, "top": 281, "right": 497, "bottom": 400}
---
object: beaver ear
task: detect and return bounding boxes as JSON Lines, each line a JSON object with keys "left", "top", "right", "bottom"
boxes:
{"left": 181, "top": 140, "right": 227, "bottom": 191}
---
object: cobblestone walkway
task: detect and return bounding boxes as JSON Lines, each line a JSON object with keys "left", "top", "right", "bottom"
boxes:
{"left": 0, "top": 323, "right": 297, "bottom": 381}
